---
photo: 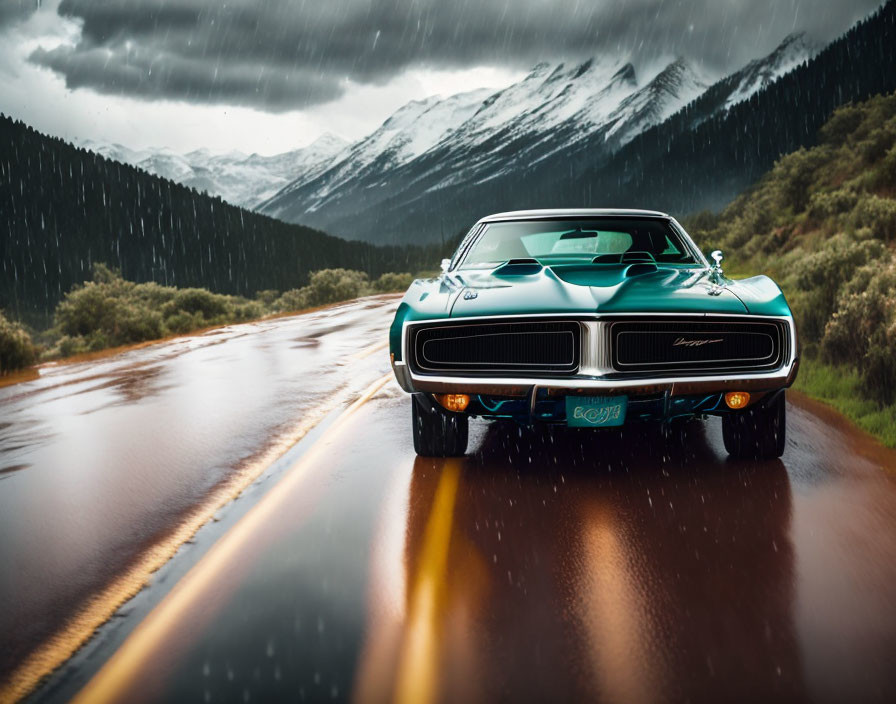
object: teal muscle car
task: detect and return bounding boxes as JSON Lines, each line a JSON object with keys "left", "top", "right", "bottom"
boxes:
{"left": 389, "top": 209, "right": 798, "bottom": 459}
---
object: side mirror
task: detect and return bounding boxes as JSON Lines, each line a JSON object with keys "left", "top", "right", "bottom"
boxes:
{"left": 440, "top": 258, "right": 451, "bottom": 273}
{"left": 709, "top": 249, "right": 724, "bottom": 284}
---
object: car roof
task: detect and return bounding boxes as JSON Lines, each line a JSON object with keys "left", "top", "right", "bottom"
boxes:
{"left": 477, "top": 208, "right": 670, "bottom": 223}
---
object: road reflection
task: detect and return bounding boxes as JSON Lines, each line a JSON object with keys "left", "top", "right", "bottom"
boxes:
{"left": 377, "top": 421, "right": 805, "bottom": 703}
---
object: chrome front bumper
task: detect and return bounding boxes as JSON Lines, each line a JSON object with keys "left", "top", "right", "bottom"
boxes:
{"left": 392, "top": 313, "right": 799, "bottom": 399}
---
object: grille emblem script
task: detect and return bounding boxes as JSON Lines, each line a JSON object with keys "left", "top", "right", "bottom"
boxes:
{"left": 673, "top": 337, "right": 723, "bottom": 347}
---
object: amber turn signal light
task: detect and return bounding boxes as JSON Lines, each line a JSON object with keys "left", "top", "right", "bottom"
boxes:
{"left": 435, "top": 393, "right": 470, "bottom": 412}
{"left": 724, "top": 391, "right": 751, "bottom": 409}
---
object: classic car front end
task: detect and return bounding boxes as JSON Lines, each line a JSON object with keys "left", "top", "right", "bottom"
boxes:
{"left": 389, "top": 209, "right": 798, "bottom": 459}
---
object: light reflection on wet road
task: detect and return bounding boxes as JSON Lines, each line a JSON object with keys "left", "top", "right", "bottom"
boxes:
{"left": 0, "top": 297, "right": 397, "bottom": 700}
{"left": 3, "top": 296, "right": 896, "bottom": 703}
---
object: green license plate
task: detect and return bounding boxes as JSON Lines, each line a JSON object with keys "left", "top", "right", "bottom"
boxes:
{"left": 566, "top": 395, "right": 627, "bottom": 428}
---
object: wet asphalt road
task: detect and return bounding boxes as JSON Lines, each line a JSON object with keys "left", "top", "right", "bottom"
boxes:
{"left": 2, "top": 295, "right": 896, "bottom": 703}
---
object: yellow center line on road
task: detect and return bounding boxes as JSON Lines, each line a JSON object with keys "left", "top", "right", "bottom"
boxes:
{"left": 394, "top": 459, "right": 462, "bottom": 704}
{"left": 351, "top": 340, "right": 390, "bottom": 360}
{"left": 71, "top": 373, "right": 393, "bottom": 704}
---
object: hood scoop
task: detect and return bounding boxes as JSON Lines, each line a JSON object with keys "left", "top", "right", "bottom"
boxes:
{"left": 492, "top": 258, "right": 544, "bottom": 276}
{"left": 624, "top": 262, "right": 658, "bottom": 277}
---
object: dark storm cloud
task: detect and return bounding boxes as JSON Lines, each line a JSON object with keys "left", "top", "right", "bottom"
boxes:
{"left": 0, "top": 0, "right": 42, "bottom": 28}
{"left": 30, "top": 0, "right": 884, "bottom": 112}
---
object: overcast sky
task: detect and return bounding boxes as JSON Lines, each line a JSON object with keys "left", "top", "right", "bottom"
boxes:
{"left": 0, "top": 0, "right": 884, "bottom": 155}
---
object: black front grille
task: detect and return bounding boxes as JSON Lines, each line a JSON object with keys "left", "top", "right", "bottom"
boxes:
{"left": 611, "top": 319, "right": 787, "bottom": 374}
{"left": 411, "top": 321, "right": 580, "bottom": 375}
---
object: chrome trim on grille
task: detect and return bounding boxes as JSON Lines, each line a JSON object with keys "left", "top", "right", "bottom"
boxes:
{"left": 579, "top": 321, "right": 613, "bottom": 376}
{"left": 399, "top": 312, "right": 798, "bottom": 393}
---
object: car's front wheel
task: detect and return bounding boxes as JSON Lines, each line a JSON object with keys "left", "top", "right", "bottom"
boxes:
{"left": 412, "top": 393, "right": 468, "bottom": 457}
{"left": 722, "top": 391, "right": 786, "bottom": 459}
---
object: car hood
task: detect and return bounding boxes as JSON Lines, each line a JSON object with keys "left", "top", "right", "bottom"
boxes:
{"left": 445, "top": 263, "right": 749, "bottom": 317}
{"left": 391, "top": 263, "right": 793, "bottom": 358}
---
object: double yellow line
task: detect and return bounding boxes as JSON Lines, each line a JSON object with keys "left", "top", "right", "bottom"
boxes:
{"left": 72, "top": 373, "right": 392, "bottom": 704}
{"left": 394, "top": 459, "right": 462, "bottom": 704}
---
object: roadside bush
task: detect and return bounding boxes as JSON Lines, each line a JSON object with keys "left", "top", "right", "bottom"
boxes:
{"left": 0, "top": 311, "right": 38, "bottom": 373}
{"left": 38, "top": 264, "right": 427, "bottom": 360}
{"left": 54, "top": 263, "right": 272, "bottom": 350}
{"left": 164, "top": 310, "right": 206, "bottom": 335}
{"left": 303, "top": 268, "right": 370, "bottom": 306}
{"left": 822, "top": 262, "right": 896, "bottom": 404}
{"left": 163, "top": 288, "right": 230, "bottom": 321}
{"left": 851, "top": 194, "right": 896, "bottom": 241}
{"left": 822, "top": 291, "right": 888, "bottom": 362}
{"left": 793, "top": 235, "right": 885, "bottom": 338}
{"left": 255, "top": 289, "right": 280, "bottom": 306}
{"left": 272, "top": 288, "right": 310, "bottom": 313}
{"left": 862, "top": 324, "right": 896, "bottom": 404}
{"left": 56, "top": 335, "right": 89, "bottom": 358}
{"left": 373, "top": 272, "right": 414, "bottom": 292}
{"left": 56, "top": 275, "right": 166, "bottom": 348}
{"left": 232, "top": 301, "right": 264, "bottom": 321}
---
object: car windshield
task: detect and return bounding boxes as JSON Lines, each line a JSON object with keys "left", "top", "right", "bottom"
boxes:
{"left": 458, "top": 217, "right": 699, "bottom": 268}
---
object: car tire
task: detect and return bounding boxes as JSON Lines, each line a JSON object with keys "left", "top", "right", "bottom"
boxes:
{"left": 722, "top": 391, "right": 786, "bottom": 459}
{"left": 412, "top": 393, "right": 468, "bottom": 457}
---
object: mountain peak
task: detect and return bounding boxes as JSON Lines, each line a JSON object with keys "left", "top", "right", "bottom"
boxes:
{"left": 645, "top": 57, "right": 708, "bottom": 99}
{"left": 610, "top": 62, "right": 637, "bottom": 87}
{"left": 309, "top": 132, "right": 348, "bottom": 150}
{"left": 722, "top": 31, "right": 819, "bottom": 110}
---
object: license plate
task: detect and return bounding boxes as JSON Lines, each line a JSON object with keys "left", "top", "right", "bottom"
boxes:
{"left": 566, "top": 395, "right": 627, "bottom": 428}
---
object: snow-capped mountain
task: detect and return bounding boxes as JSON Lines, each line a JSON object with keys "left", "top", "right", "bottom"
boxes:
{"left": 261, "top": 31, "right": 816, "bottom": 244}
{"left": 81, "top": 133, "right": 348, "bottom": 209}
{"left": 82, "top": 30, "right": 815, "bottom": 242}
{"left": 288, "top": 88, "right": 494, "bottom": 208}
{"left": 604, "top": 58, "right": 711, "bottom": 144}
{"left": 723, "top": 32, "right": 818, "bottom": 110}
{"left": 260, "top": 53, "right": 714, "bottom": 235}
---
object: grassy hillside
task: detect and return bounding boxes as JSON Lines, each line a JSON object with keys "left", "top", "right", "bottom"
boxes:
{"left": 686, "top": 93, "right": 896, "bottom": 444}
{"left": 0, "top": 114, "right": 445, "bottom": 326}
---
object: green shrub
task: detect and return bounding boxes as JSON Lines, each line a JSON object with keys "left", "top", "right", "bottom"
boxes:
{"left": 56, "top": 276, "right": 165, "bottom": 347}
{"left": 818, "top": 103, "right": 867, "bottom": 145}
{"left": 232, "top": 301, "right": 264, "bottom": 321}
{"left": 0, "top": 311, "right": 38, "bottom": 373}
{"left": 792, "top": 235, "right": 885, "bottom": 337}
{"left": 822, "top": 291, "right": 888, "bottom": 362}
{"left": 255, "top": 289, "right": 280, "bottom": 306}
{"left": 55, "top": 278, "right": 131, "bottom": 338}
{"left": 165, "top": 311, "right": 205, "bottom": 335}
{"left": 876, "top": 144, "right": 896, "bottom": 188}
{"left": 807, "top": 187, "right": 858, "bottom": 221}
{"left": 163, "top": 288, "right": 231, "bottom": 321}
{"left": 272, "top": 288, "right": 310, "bottom": 312}
{"left": 775, "top": 147, "right": 832, "bottom": 213}
{"left": 43, "top": 264, "right": 424, "bottom": 359}
{"left": 862, "top": 323, "right": 896, "bottom": 404}
{"left": 304, "top": 268, "right": 370, "bottom": 306}
{"left": 373, "top": 272, "right": 414, "bottom": 292}
{"left": 56, "top": 335, "right": 89, "bottom": 358}
{"left": 851, "top": 194, "right": 896, "bottom": 241}
{"left": 861, "top": 126, "right": 896, "bottom": 164}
